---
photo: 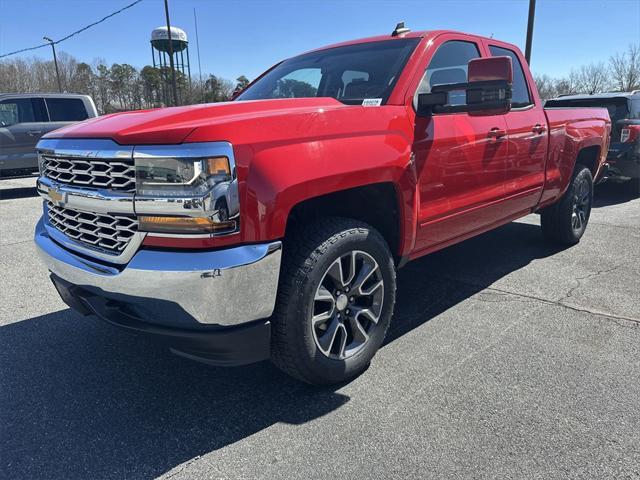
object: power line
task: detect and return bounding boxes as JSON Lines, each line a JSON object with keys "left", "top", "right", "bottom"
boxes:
{"left": 0, "top": 0, "right": 143, "bottom": 59}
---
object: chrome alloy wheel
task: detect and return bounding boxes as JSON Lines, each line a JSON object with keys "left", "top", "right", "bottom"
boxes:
{"left": 571, "top": 175, "right": 591, "bottom": 233}
{"left": 311, "top": 250, "right": 384, "bottom": 360}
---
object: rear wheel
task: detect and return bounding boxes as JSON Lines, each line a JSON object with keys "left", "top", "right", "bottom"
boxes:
{"left": 271, "top": 217, "right": 396, "bottom": 385}
{"left": 541, "top": 166, "right": 593, "bottom": 245}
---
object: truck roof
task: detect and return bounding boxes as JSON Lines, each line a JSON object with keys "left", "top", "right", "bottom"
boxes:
{"left": 0, "top": 92, "right": 94, "bottom": 100}
{"left": 306, "top": 29, "right": 505, "bottom": 54}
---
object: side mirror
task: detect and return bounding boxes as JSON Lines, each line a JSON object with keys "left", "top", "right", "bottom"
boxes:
{"left": 417, "top": 56, "right": 513, "bottom": 116}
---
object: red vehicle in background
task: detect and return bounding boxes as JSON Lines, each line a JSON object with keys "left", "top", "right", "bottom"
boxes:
{"left": 34, "top": 25, "right": 610, "bottom": 385}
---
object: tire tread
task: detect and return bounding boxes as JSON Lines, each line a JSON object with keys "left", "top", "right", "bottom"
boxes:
{"left": 271, "top": 217, "right": 395, "bottom": 384}
{"left": 541, "top": 166, "right": 592, "bottom": 245}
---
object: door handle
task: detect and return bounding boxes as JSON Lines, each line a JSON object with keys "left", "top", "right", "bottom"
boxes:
{"left": 488, "top": 127, "right": 507, "bottom": 139}
{"left": 532, "top": 124, "right": 547, "bottom": 134}
{"left": 26, "top": 130, "right": 43, "bottom": 136}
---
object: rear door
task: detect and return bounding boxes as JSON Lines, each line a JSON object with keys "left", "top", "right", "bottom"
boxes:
{"left": 0, "top": 97, "right": 49, "bottom": 172}
{"left": 411, "top": 37, "right": 511, "bottom": 251}
{"left": 485, "top": 43, "right": 547, "bottom": 214}
{"left": 43, "top": 97, "right": 91, "bottom": 134}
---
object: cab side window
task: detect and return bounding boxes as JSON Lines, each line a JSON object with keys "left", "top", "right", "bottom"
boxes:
{"left": 0, "top": 98, "right": 35, "bottom": 126}
{"left": 488, "top": 45, "right": 532, "bottom": 108}
{"left": 415, "top": 40, "right": 481, "bottom": 107}
{"left": 0, "top": 98, "right": 48, "bottom": 127}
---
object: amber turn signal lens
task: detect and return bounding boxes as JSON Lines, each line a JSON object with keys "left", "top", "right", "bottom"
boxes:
{"left": 139, "top": 215, "right": 236, "bottom": 234}
{"left": 206, "top": 156, "right": 231, "bottom": 176}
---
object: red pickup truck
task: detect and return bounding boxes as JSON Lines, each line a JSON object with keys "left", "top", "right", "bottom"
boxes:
{"left": 35, "top": 27, "right": 610, "bottom": 385}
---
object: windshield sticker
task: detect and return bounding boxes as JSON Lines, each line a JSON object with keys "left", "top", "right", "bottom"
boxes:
{"left": 362, "top": 98, "right": 382, "bottom": 107}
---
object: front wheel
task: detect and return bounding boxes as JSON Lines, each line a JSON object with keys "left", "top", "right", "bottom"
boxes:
{"left": 271, "top": 218, "right": 396, "bottom": 385}
{"left": 541, "top": 165, "right": 593, "bottom": 245}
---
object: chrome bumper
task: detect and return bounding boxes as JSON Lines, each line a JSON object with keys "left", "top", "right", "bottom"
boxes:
{"left": 35, "top": 218, "right": 282, "bottom": 327}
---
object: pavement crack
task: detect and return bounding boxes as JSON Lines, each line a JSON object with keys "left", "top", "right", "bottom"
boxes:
{"left": 556, "top": 264, "right": 624, "bottom": 305}
{"left": 426, "top": 274, "right": 640, "bottom": 327}
{"left": 162, "top": 455, "right": 204, "bottom": 479}
{"left": 474, "top": 290, "right": 538, "bottom": 306}
{"left": 0, "top": 239, "right": 33, "bottom": 247}
{"left": 589, "top": 221, "right": 640, "bottom": 232}
{"left": 483, "top": 284, "right": 640, "bottom": 327}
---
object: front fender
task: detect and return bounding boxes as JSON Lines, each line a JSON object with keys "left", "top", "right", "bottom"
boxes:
{"left": 242, "top": 130, "right": 417, "bottom": 256}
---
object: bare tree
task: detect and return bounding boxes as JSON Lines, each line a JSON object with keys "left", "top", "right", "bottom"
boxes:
{"left": 1, "top": 50, "right": 242, "bottom": 113}
{"left": 94, "top": 64, "right": 112, "bottom": 113}
{"left": 609, "top": 44, "right": 640, "bottom": 92}
{"left": 534, "top": 73, "right": 582, "bottom": 100}
{"left": 70, "top": 62, "right": 96, "bottom": 97}
{"left": 572, "top": 62, "right": 610, "bottom": 95}
{"left": 534, "top": 73, "right": 558, "bottom": 100}
{"left": 553, "top": 78, "right": 575, "bottom": 97}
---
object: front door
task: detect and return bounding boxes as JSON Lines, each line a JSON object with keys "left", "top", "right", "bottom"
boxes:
{"left": 0, "top": 97, "right": 49, "bottom": 172}
{"left": 486, "top": 43, "right": 547, "bottom": 214}
{"left": 411, "top": 39, "right": 511, "bottom": 253}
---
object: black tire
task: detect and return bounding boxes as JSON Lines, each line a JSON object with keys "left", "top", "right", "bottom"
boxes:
{"left": 271, "top": 217, "right": 396, "bottom": 385}
{"left": 540, "top": 165, "right": 593, "bottom": 245}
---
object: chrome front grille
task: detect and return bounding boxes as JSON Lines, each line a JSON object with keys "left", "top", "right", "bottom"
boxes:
{"left": 46, "top": 202, "right": 138, "bottom": 254}
{"left": 41, "top": 155, "right": 136, "bottom": 192}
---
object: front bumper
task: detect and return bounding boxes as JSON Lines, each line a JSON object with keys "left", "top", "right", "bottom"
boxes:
{"left": 49, "top": 274, "right": 272, "bottom": 366}
{"left": 35, "top": 217, "right": 282, "bottom": 328}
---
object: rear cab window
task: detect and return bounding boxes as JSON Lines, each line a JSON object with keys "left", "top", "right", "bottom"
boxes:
{"left": 488, "top": 45, "right": 533, "bottom": 108}
{"left": 45, "top": 98, "right": 89, "bottom": 121}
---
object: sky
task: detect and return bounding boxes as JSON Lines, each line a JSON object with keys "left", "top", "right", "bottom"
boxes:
{"left": 0, "top": 0, "right": 639, "bottom": 83}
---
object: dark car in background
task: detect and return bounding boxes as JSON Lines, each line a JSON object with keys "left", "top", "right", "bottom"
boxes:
{"left": 546, "top": 91, "right": 640, "bottom": 193}
{"left": 0, "top": 93, "right": 98, "bottom": 175}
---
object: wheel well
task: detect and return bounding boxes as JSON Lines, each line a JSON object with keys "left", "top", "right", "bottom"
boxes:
{"left": 285, "top": 183, "right": 401, "bottom": 257}
{"left": 575, "top": 145, "right": 601, "bottom": 177}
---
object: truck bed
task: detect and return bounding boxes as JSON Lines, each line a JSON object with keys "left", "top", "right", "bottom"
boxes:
{"left": 539, "top": 106, "right": 610, "bottom": 206}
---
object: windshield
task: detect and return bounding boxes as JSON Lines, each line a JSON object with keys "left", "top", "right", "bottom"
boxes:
{"left": 236, "top": 38, "right": 420, "bottom": 105}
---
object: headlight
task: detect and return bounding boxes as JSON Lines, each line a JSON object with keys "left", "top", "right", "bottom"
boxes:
{"left": 134, "top": 143, "right": 239, "bottom": 235}
{"left": 135, "top": 156, "right": 231, "bottom": 197}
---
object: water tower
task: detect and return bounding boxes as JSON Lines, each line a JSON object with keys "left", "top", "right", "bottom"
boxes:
{"left": 151, "top": 26, "right": 191, "bottom": 105}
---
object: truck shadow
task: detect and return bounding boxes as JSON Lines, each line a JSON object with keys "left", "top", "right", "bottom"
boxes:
{"left": 0, "top": 311, "right": 349, "bottom": 479}
{"left": 593, "top": 181, "right": 639, "bottom": 208}
{"left": 0, "top": 186, "right": 38, "bottom": 200}
{"left": 387, "top": 220, "right": 565, "bottom": 343}
{"left": 0, "top": 220, "right": 565, "bottom": 479}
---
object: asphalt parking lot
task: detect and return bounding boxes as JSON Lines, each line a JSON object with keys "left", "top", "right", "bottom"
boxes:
{"left": 1, "top": 175, "right": 639, "bottom": 480}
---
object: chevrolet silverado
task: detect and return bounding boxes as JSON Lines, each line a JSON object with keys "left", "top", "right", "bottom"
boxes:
{"left": 34, "top": 26, "right": 610, "bottom": 385}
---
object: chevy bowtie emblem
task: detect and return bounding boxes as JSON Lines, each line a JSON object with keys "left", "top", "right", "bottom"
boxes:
{"left": 48, "top": 186, "right": 66, "bottom": 206}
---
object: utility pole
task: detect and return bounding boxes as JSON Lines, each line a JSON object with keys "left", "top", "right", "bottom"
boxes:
{"left": 524, "top": 0, "right": 536, "bottom": 65}
{"left": 193, "top": 7, "right": 203, "bottom": 83}
{"left": 43, "top": 36, "right": 62, "bottom": 93}
{"left": 163, "top": 0, "right": 179, "bottom": 106}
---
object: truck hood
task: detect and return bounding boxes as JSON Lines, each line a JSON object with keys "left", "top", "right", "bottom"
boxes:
{"left": 44, "top": 98, "right": 350, "bottom": 145}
